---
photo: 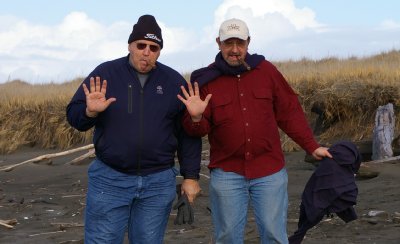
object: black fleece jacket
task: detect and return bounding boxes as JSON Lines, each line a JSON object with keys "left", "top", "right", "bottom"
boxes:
{"left": 66, "top": 55, "right": 201, "bottom": 179}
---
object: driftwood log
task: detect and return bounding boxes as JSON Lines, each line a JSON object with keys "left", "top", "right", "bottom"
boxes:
{"left": 364, "top": 155, "right": 400, "bottom": 164}
{"left": 372, "top": 103, "right": 395, "bottom": 160}
{"left": 66, "top": 149, "right": 95, "bottom": 165}
{"left": 51, "top": 222, "right": 84, "bottom": 230}
{"left": 0, "top": 219, "right": 18, "bottom": 229}
{"left": 0, "top": 144, "right": 94, "bottom": 172}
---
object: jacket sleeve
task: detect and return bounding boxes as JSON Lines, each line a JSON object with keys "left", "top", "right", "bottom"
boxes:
{"left": 175, "top": 108, "right": 202, "bottom": 180}
{"left": 66, "top": 75, "right": 98, "bottom": 131}
{"left": 271, "top": 67, "right": 320, "bottom": 154}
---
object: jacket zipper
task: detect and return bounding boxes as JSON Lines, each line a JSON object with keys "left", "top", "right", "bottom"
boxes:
{"left": 128, "top": 84, "right": 133, "bottom": 113}
{"left": 137, "top": 88, "right": 144, "bottom": 174}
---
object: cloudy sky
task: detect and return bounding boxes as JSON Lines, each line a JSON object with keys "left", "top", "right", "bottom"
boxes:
{"left": 1, "top": 0, "right": 399, "bottom": 84}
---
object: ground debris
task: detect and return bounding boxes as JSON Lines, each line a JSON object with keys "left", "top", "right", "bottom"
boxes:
{"left": 0, "top": 219, "right": 18, "bottom": 229}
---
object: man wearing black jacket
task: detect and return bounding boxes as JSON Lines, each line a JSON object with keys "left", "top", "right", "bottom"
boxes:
{"left": 66, "top": 15, "right": 201, "bottom": 244}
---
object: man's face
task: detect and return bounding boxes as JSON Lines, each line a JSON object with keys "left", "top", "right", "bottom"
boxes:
{"left": 128, "top": 40, "right": 161, "bottom": 73}
{"left": 217, "top": 37, "right": 249, "bottom": 67}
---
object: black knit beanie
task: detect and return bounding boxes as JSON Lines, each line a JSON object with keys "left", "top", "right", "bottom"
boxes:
{"left": 128, "top": 15, "right": 163, "bottom": 49}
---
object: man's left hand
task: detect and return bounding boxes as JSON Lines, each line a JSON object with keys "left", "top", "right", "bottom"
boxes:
{"left": 180, "top": 179, "right": 201, "bottom": 203}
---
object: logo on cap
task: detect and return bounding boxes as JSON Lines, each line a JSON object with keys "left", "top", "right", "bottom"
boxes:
{"left": 227, "top": 24, "right": 241, "bottom": 32}
{"left": 145, "top": 33, "right": 161, "bottom": 42}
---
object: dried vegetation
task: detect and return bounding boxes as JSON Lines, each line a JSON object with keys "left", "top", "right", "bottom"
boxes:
{"left": 1, "top": 50, "right": 400, "bottom": 154}
{"left": 277, "top": 50, "right": 400, "bottom": 151}
{"left": 0, "top": 78, "right": 92, "bottom": 154}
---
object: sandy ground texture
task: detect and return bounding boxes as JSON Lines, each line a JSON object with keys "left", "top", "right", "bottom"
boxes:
{"left": 1, "top": 147, "right": 400, "bottom": 244}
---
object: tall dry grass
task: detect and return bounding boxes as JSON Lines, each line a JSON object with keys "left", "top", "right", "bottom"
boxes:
{"left": 275, "top": 50, "right": 400, "bottom": 151}
{"left": 1, "top": 50, "right": 400, "bottom": 154}
{"left": 0, "top": 78, "right": 92, "bottom": 154}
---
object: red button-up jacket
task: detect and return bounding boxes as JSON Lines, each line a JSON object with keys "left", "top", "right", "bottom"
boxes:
{"left": 183, "top": 60, "right": 319, "bottom": 179}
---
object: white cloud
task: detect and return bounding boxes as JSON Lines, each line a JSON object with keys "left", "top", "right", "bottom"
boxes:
{"left": 0, "top": 12, "right": 132, "bottom": 83}
{"left": 206, "top": 0, "right": 399, "bottom": 61}
{"left": 380, "top": 19, "right": 400, "bottom": 30}
{"left": 159, "top": 22, "right": 199, "bottom": 54}
{"left": 214, "top": 0, "right": 322, "bottom": 30}
{"left": 194, "top": 0, "right": 329, "bottom": 56}
{"left": 55, "top": 12, "right": 104, "bottom": 52}
{"left": 0, "top": 0, "right": 399, "bottom": 84}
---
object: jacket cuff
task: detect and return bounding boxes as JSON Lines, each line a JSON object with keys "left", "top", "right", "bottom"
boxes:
{"left": 183, "top": 174, "right": 200, "bottom": 180}
{"left": 304, "top": 141, "right": 320, "bottom": 155}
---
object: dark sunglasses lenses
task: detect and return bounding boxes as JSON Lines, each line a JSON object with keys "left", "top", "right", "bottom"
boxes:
{"left": 136, "top": 43, "right": 159, "bottom": 52}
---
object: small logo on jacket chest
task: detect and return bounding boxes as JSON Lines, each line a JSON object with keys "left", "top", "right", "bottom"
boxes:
{"left": 156, "top": 85, "right": 163, "bottom": 94}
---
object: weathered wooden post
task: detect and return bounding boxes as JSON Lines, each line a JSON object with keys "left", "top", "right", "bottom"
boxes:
{"left": 372, "top": 103, "right": 395, "bottom": 160}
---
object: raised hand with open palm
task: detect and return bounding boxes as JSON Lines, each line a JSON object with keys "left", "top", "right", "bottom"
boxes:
{"left": 177, "top": 81, "right": 212, "bottom": 122}
{"left": 82, "top": 77, "right": 116, "bottom": 117}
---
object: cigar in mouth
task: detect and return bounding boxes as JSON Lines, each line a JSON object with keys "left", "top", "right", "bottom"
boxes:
{"left": 238, "top": 57, "right": 251, "bottom": 71}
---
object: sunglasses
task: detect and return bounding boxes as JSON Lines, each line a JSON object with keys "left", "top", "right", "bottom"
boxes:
{"left": 221, "top": 39, "right": 247, "bottom": 48}
{"left": 136, "top": 43, "right": 160, "bottom": 52}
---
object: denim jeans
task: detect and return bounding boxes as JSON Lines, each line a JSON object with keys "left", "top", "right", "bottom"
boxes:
{"left": 84, "top": 159, "right": 177, "bottom": 244}
{"left": 210, "top": 168, "right": 288, "bottom": 244}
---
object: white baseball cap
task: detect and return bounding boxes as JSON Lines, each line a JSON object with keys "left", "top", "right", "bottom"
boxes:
{"left": 219, "top": 18, "right": 249, "bottom": 41}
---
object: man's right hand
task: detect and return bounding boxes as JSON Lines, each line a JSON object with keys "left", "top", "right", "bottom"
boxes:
{"left": 82, "top": 77, "right": 116, "bottom": 117}
{"left": 177, "top": 81, "right": 211, "bottom": 122}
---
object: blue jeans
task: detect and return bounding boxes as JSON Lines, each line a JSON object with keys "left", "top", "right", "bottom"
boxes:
{"left": 84, "top": 159, "right": 177, "bottom": 244}
{"left": 210, "top": 168, "right": 288, "bottom": 244}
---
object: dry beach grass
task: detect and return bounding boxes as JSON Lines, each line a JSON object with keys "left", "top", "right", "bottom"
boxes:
{"left": 1, "top": 50, "right": 400, "bottom": 154}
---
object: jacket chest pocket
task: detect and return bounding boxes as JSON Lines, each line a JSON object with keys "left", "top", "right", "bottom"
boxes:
{"left": 252, "top": 89, "right": 274, "bottom": 120}
{"left": 211, "top": 95, "right": 233, "bottom": 124}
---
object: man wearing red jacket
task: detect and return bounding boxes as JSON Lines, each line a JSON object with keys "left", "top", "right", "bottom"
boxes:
{"left": 178, "top": 18, "right": 331, "bottom": 244}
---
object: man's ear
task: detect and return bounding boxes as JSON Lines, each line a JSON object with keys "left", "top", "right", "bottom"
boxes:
{"left": 216, "top": 37, "right": 221, "bottom": 50}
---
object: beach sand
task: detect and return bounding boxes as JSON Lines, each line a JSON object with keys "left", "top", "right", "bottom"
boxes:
{"left": 1, "top": 147, "right": 399, "bottom": 244}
